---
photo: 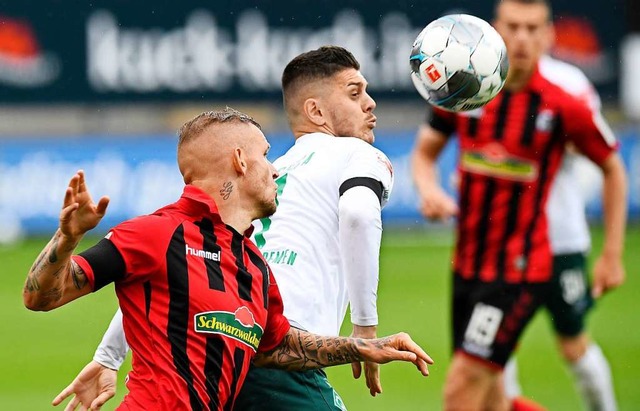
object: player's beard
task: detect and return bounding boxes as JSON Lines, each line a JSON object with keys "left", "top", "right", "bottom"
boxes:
{"left": 255, "top": 197, "right": 277, "bottom": 220}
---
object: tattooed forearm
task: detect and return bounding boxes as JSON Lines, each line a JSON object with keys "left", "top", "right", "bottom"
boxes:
{"left": 254, "top": 328, "right": 366, "bottom": 371}
{"left": 23, "top": 230, "right": 84, "bottom": 310}
{"left": 48, "top": 236, "right": 59, "bottom": 263}
{"left": 29, "top": 250, "right": 47, "bottom": 275}
{"left": 34, "top": 287, "right": 63, "bottom": 310}
{"left": 24, "top": 274, "right": 40, "bottom": 293}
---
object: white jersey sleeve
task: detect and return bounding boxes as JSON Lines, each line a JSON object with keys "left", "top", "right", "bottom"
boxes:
{"left": 93, "top": 308, "right": 129, "bottom": 370}
{"left": 539, "top": 56, "right": 614, "bottom": 254}
{"left": 337, "top": 142, "right": 393, "bottom": 327}
{"left": 339, "top": 143, "right": 394, "bottom": 207}
{"left": 339, "top": 186, "right": 382, "bottom": 326}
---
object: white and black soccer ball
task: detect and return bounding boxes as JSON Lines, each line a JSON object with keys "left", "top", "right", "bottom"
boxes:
{"left": 410, "top": 14, "right": 509, "bottom": 112}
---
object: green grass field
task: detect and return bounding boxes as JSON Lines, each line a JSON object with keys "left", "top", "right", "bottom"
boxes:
{"left": 1, "top": 225, "right": 638, "bottom": 410}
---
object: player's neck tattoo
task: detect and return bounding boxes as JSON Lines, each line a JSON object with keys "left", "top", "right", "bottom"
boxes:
{"left": 220, "top": 181, "right": 233, "bottom": 200}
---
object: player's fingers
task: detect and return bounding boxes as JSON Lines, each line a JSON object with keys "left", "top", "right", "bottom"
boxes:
{"left": 397, "top": 333, "right": 434, "bottom": 365}
{"left": 95, "top": 196, "right": 110, "bottom": 217}
{"left": 592, "top": 282, "right": 603, "bottom": 298}
{"left": 52, "top": 385, "right": 74, "bottom": 406}
{"left": 390, "top": 346, "right": 430, "bottom": 376}
{"left": 67, "top": 173, "right": 80, "bottom": 192}
{"left": 414, "top": 357, "right": 430, "bottom": 376}
{"left": 64, "top": 395, "right": 80, "bottom": 411}
{"left": 351, "top": 361, "right": 362, "bottom": 379}
{"left": 77, "top": 170, "right": 86, "bottom": 193}
{"left": 62, "top": 186, "right": 75, "bottom": 209}
{"left": 60, "top": 203, "right": 79, "bottom": 223}
{"left": 90, "top": 390, "right": 116, "bottom": 410}
{"left": 365, "top": 364, "right": 382, "bottom": 396}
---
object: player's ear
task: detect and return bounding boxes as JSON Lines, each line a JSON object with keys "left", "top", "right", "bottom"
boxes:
{"left": 232, "top": 147, "right": 247, "bottom": 176}
{"left": 304, "top": 98, "right": 326, "bottom": 127}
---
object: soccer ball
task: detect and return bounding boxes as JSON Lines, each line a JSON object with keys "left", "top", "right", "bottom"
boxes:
{"left": 410, "top": 14, "right": 509, "bottom": 112}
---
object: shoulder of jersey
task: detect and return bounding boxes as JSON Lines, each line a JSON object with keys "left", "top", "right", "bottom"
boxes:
{"left": 335, "top": 136, "right": 384, "bottom": 154}
{"left": 333, "top": 137, "right": 393, "bottom": 176}
{"left": 538, "top": 55, "right": 591, "bottom": 97}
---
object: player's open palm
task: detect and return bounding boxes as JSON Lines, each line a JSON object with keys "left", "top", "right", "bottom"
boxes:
{"left": 60, "top": 171, "right": 110, "bottom": 240}
{"left": 52, "top": 360, "right": 116, "bottom": 411}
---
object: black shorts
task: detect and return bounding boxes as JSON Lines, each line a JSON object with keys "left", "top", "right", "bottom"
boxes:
{"left": 542, "top": 252, "right": 594, "bottom": 337}
{"left": 452, "top": 275, "right": 547, "bottom": 367}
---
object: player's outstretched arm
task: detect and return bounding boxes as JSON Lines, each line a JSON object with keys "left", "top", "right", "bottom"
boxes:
{"left": 593, "top": 153, "right": 627, "bottom": 298}
{"left": 253, "top": 328, "right": 433, "bottom": 376}
{"left": 411, "top": 125, "right": 458, "bottom": 220}
{"left": 52, "top": 360, "right": 116, "bottom": 411}
{"left": 23, "top": 170, "right": 109, "bottom": 311}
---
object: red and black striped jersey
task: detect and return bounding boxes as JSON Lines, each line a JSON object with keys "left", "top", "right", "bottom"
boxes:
{"left": 428, "top": 67, "right": 615, "bottom": 283}
{"left": 74, "top": 185, "right": 290, "bottom": 410}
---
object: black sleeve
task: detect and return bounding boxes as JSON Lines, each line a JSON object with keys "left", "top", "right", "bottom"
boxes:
{"left": 339, "top": 177, "right": 384, "bottom": 204}
{"left": 78, "top": 238, "right": 126, "bottom": 291}
{"left": 426, "top": 106, "right": 456, "bottom": 137}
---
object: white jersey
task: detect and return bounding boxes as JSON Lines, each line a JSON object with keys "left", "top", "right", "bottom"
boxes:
{"left": 539, "top": 56, "right": 612, "bottom": 254}
{"left": 252, "top": 132, "right": 393, "bottom": 336}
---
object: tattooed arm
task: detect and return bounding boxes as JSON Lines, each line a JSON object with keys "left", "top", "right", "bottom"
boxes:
{"left": 23, "top": 230, "right": 91, "bottom": 311}
{"left": 23, "top": 171, "right": 109, "bottom": 311}
{"left": 253, "top": 328, "right": 433, "bottom": 376}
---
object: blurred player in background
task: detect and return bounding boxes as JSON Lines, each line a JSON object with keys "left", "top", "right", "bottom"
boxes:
{"left": 25, "top": 107, "right": 431, "bottom": 411}
{"left": 503, "top": 55, "right": 620, "bottom": 411}
{"left": 54, "top": 46, "right": 400, "bottom": 411}
{"left": 411, "top": 0, "right": 627, "bottom": 410}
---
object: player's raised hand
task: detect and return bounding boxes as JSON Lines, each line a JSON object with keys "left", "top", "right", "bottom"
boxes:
{"left": 60, "top": 171, "right": 110, "bottom": 241}
{"left": 360, "top": 332, "right": 434, "bottom": 376}
{"left": 52, "top": 360, "right": 116, "bottom": 411}
{"left": 350, "top": 325, "right": 382, "bottom": 396}
{"left": 418, "top": 187, "right": 458, "bottom": 221}
{"left": 592, "top": 253, "right": 625, "bottom": 298}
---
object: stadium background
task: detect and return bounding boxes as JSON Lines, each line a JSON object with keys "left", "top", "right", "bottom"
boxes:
{"left": 1, "top": 0, "right": 638, "bottom": 409}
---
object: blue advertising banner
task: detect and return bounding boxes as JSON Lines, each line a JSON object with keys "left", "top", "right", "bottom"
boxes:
{"left": 0, "top": 130, "right": 638, "bottom": 238}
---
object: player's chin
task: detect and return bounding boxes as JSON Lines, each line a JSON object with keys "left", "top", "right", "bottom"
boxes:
{"left": 363, "top": 129, "right": 375, "bottom": 144}
{"left": 265, "top": 199, "right": 278, "bottom": 217}
{"left": 254, "top": 198, "right": 277, "bottom": 220}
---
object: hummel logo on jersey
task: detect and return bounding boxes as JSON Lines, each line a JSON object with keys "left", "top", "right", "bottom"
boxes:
{"left": 535, "top": 109, "right": 555, "bottom": 132}
{"left": 185, "top": 244, "right": 221, "bottom": 261}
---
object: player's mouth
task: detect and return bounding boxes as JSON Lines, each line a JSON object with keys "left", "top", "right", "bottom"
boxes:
{"left": 367, "top": 116, "right": 377, "bottom": 128}
{"left": 511, "top": 50, "right": 530, "bottom": 61}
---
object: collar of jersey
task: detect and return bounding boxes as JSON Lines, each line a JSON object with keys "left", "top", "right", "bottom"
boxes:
{"left": 180, "top": 184, "right": 222, "bottom": 219}
{"left": 296, "top": 132, "right": 331, "bottom": 144}
{"left": 180, "top": 184, "right": 255, "bottom": 238}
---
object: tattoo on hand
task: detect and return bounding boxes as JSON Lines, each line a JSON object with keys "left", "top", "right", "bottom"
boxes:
{"left": 220, "top": 181, "right": 233, "bottom": 200}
